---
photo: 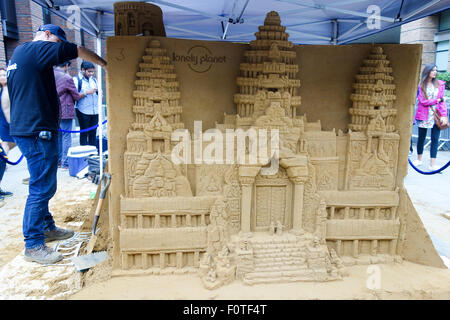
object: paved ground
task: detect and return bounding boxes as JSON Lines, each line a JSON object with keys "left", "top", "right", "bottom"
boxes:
{"left": 405, "top": 147, "right": 450, "bottom": 262}
{"left": 0, "top": 142, "right": 97, "bottom": 268}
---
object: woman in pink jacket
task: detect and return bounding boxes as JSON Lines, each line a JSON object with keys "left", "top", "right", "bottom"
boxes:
{"left": 413, "top": 64, "right": 448, "bottom": 171}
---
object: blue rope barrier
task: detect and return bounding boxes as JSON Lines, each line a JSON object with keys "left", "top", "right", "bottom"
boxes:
{"left": 1, "top": 154, "right": 24, "bottom": 165}
{"left": 59, "top": 120, "right": 107, "bottom": 133}
{"left": 0, "top": 146, "right": 24, "bottom": 165}
{"left": 408, "top": 157, "right": 450, "bottom": 175}
{"left": 1, "top": 119, "right": 107, "bottom": 165}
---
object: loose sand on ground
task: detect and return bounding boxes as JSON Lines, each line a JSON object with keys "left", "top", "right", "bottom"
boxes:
{"left": 0, "top": 166, "right": 99, "bottom": 299}
{"left": 69, "top": 261, "right": 450, "bottom": 300}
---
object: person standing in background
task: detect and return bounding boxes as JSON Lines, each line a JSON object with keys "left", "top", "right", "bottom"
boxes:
{"left": 0, "top": 68, "right": 14, "bottom": 202}
{"left": 54, "top": 61, "right": 80, "bottom": 169}
{"left": 412, "top": 64, "right": 448, "bottom": 171}
{"left": 74, "top": 61, "right": 98, "bottom": 147}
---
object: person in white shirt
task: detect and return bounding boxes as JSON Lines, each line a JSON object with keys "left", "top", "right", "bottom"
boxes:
{"left": 74, "top": 61, "right": 98, "bottom": 147}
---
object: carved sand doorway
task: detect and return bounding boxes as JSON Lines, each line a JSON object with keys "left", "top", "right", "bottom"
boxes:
{"left": 252, "top": 167, "right": 293, "bottom": 232}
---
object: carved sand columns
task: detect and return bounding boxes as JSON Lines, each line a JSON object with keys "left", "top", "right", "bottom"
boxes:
{"left": 282, "top": 157, "right": 308, "bottom": 234}
{"left": 238, "top": 157, "right": 308, "bottom": 235}
{"left": 238, "top": 165, "right": 261, "bottom": 234}
{"left": 289, "top": 178, "right": 308, "bottom": 233}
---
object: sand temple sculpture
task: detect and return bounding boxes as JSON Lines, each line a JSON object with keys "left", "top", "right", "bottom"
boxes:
{"left": 110, "top": 10, "right": 444, "bottom": 289}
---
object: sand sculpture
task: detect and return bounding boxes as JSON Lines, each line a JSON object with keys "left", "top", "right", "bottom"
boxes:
{"left": 111, "top": 11, "right": 442, "bottom": 289}
{"left": 114, "top": 2, "right": 166, "bottom": 36}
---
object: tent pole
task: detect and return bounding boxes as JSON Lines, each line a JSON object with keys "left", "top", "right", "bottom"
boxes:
{"left": 96, "top": 12, "right": 104, "bottom": 178}
{"left": 331, "top": 19, "right": 338, "bottom": 45}
{"left": 97, "top": 35, "right": 103, "bottom": 178}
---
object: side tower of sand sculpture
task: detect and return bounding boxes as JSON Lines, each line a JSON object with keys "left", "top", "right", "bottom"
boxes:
{"left": 117, "top": 11, "right": 422, "bottom": 289}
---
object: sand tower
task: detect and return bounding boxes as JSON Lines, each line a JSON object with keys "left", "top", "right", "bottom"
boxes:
{"left": 124, "top": 39, "right": 188, "bottom": 198}
{"left": 349, "top": 46, "right": 397, "bottom": 133}
{"left": 234, "top": 11, "right": 302, "bottom": 128}
{"left": 345, "top": 46, "right": 399, "bottom": 191}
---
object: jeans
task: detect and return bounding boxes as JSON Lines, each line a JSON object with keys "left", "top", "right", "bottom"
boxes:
{"left": 58, "top": 119, "right": 73, "bottom": 167}
{"left": 13, "top": 134, "right": 58, "bottom": 249}
{"left": 417, "top": 124, "right": 441, "bottom": 158}
{"left": 76, "top": 109, "right": 98, "bottom": 147}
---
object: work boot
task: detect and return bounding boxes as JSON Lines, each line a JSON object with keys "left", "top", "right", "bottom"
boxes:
{"left": 44, "top": 226, "right": 74, "bottom": 242}
{"left": 24, "top": 244, "right": 63, "bottom": 264}
{"left": 0, "top": 188, "right": 12, "bottom": 197}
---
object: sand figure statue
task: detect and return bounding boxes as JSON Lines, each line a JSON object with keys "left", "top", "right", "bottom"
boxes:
{"left": 312, "top": 236, "right": 321, "bottom": 248}
{"left": 269, "top": 221, "right": 275, "bottom": 235}
{"left": 276, "top": 220, "right": 283, "bottom": 235}
{"left": 206, "top": 268, "right": 217, "bottom": 282}
{"left": 314, "top": 199, "right": 328, "bottom": 240}
{"left": 207, "top": 199, "right": 229, "bottom": 252}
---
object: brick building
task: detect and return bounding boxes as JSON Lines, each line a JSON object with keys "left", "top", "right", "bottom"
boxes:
{"left": 0, "top": 0, "right": 104, "bottom": 78}
{"left": 400, "top": 9, "right": 450, "bottom": 72}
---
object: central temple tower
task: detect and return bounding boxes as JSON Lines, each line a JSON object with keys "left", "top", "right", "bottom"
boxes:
{"left": 234, "top": 11, "right": 302, "bottom": 127}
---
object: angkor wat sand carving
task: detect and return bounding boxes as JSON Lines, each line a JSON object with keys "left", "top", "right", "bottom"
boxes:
{"left": 114, "top": 11, "right": 439, "bottom": 289}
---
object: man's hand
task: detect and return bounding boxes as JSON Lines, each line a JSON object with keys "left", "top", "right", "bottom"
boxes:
{"left": 86, "top": 88, "right": 97, "bottom": 95}
{"left": 77, "top": 46, "right": 107, "bottom": 69}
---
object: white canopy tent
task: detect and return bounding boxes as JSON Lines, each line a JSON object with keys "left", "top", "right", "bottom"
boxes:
{"left": 33, "top": 0, "right": 450, "bottom": 43}
{"left": 30, "top": 0, "right": 450, "bottom": 176}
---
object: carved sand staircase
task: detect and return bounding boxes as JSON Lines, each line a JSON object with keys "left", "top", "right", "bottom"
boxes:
{"left": 237, "top": 233, "right": 337, "bottom": 285}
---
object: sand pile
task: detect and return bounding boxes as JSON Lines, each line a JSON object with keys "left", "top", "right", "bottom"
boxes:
{"left": 0, "top": 171, "right": 106, "bottom": 299}
{"left": 0, "top": 255, "right": 83, "bottom": 299}
{"left": 69, "top": 261, "right": 450, "bottom": 300}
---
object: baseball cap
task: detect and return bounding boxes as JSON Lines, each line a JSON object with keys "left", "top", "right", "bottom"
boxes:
{"left": 37, "top": 24, "right": 68, "bottom": 42}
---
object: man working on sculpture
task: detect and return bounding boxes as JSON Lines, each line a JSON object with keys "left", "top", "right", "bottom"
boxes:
{"left": 7, "top": 24, "right": 107, "bottom": 265}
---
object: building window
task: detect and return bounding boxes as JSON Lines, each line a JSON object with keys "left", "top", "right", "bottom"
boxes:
{"left": 435, "top": 40, "right": 449, "bottom": 72}
{"left": 0, "top": 0, "right": 19, "bottom": 39}
{"left": 439, "top": 9, "right": 450, "bottom": 32}
{"left": 42, "top": 8, "right": 52, "bottom": 25}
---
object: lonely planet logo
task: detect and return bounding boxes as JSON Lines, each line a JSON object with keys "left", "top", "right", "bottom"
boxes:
{"left": 172, "top": 45, "right": 226, "bottom": 73}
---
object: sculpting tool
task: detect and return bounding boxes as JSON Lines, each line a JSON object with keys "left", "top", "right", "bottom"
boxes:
{"left": 85, "top": 172, "right": 111, "bottom": 255}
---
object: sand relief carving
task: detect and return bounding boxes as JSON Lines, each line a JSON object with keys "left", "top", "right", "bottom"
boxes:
{"left": 118, "top": 11, "right": 407, "bottom": 289}
{"left": 200, "top": 199, "right": 236, "bottom": 289}
{"left": 346, "top": 46, "right": 399, "bottom": 191}
{"left": 114, "top": 2, "right": 166, "bottom": 36}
